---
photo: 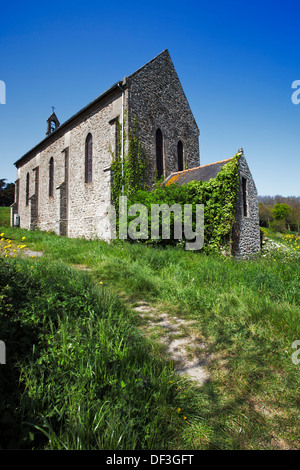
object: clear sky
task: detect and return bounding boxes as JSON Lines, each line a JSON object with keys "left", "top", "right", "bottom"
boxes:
{"left": 0, "top": 0, "right": 299, "bottom": 196}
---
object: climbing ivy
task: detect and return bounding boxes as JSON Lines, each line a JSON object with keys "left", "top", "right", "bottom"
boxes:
{"left": 110, "top": 114, "right": 149, "bottom": 205}
{"left": 126, "top": 154, "right": 240, "bottom": 253}
{"left": 110, "top": 115, "right": 240, "bottom": 253}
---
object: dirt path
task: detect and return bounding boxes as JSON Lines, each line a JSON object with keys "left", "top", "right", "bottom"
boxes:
{"left": 133, "top": 301, "right": 211, "bottom": 387}
{"left": 2, "top": 242, "right": 212, "bottom": 388}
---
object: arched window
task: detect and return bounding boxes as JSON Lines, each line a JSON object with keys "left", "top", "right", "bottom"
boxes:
{"left": 49, "top": 157, "right": 54, "bottom": 197}
{"left": 242, "top": 177, "right": 248, "bottom": 217}
{"left": 156, "top": 129, "right": 163, "bottom": 180}
{"left": 177, "top": 141, "right": 183, "bottom": 171}
{"left": 85, "top": 133, "right": 93, "bottom": 183}
{"left": 25, "top": 172, "right": 30, "bottom": 206}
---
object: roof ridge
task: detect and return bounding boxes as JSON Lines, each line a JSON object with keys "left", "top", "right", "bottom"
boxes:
{"left": 127, "top": 49, "right": 170, "bottom": 79}
{"left": 168, "top": 157, "right": 233, "bottom": 177}
{"left": 15, "top": 51, "right": 171, "bottom": 167}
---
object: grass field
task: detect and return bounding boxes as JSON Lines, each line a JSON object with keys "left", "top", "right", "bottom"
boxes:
{"left": 0, "top": 215, "right": 299, "bottom": 450}
{"left": 0, "top": 207, "right": 10, "bottom": 227}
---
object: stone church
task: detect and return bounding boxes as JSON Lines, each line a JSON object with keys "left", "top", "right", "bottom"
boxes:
{"left": 11, "top": 49, "right": 260, "bottom": 257}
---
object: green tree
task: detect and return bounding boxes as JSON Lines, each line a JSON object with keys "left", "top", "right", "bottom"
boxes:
{"left": 258, "top": 202, "right": 273, "bottom": 227}
{"left": 272, "top": 203, "right": 291, "bottom": 221}
{"left": 287, "top": 206, "right": 300, "bottom": 232}
{"left": 0, "top": 179, "right": 15, "bottom": 207}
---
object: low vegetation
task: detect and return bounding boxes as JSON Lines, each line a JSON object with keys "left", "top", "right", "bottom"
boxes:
{"left": 0, "top": 207, "right": 10, "bottom": 227}
{"left": 0, "top": 211, "right": 299, "bottom": 450}
{"left": 259, "top": 195, "right": 300, "bottom": 233}
{"left": 0, "top": 180, "right": 15, "bottom": 208}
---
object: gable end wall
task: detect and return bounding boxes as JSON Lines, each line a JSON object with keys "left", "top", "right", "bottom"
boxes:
{"left": 127, "top": 50, "right": 200, "bottom": 185}
{"left": 233, "top": 155, "right": 260, "bottom": 257}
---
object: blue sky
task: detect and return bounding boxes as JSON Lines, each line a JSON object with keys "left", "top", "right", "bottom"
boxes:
{"left": 0, "top": 0, "right": 300, "bottom": 196}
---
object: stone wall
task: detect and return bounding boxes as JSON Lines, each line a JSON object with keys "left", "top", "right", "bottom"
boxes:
{"left": 232, "top": 154, "right": 260, "bottom": 257}
{"left": 14, "top": 89, "right": 124, "bottom": 240}
{"left": 13, "top": 53, "right": 260, "bottom": 256}
{"left": 13, "top": 51, "right": 201, "bottom": 240}
{"left": 127, "top": 50, "right": 200, "bottom": 185}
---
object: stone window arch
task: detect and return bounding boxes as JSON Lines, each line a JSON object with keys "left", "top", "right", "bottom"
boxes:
{"left": 177, "top": 140, "right": 183, "bottom": 171}
{"left": 25, "top": 172, "right": 30, "bottom": 206}
{"left": 49, "top": 157, "right": 54, "bottom": 197}
{"left": 85, "top": 133, "right": 93, "bottom": 183}
{"left": 156, "top": 128, "right": 163, "bottom": 180}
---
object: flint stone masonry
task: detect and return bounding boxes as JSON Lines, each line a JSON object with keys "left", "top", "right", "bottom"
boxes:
{"left": 13, "top": 88, "right": 124, "bottom": 240}
{"left": 12, "top": 50, "right": 200, "bottom": 240}
{"left": 232, "top": 154, "right": 261, "bottom": 258}
{"left": 127, "top": 49, "right": 200, "bottom": 180}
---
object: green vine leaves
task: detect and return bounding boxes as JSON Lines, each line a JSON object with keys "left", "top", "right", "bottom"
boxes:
{"left": 110, "top": 116, "right": 240, "bottom": 253}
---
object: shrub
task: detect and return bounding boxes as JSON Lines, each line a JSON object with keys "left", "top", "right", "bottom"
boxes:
{"left": 124, "top": 155, "right": 240, "bottom": 253}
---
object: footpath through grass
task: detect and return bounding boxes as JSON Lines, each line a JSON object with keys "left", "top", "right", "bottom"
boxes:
{"left": 0, "top": 255, "right": 192, "bottom": 450}
{"left": 0, "top": 223, "right": 299, "bottom": 450}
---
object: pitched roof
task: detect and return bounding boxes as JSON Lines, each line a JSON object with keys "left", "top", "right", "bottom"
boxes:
{"left": 14, "top": 81, "right": 123, "bottom": 168}
{"left": 165, "top": 158, "right": 233, "bottom": 186}
{"left": 14, "top": 49, "right": 172, "bottom": 169}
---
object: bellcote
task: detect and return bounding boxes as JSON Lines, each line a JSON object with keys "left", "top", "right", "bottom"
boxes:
{"left": 46, "top": 111, "right": 60, "bottom": 136}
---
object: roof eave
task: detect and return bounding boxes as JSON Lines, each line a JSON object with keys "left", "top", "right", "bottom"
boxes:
{"left": 14, "top": 81, "right": 124, "bottom": 168}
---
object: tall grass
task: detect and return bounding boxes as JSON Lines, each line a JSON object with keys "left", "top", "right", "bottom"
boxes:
{"left": 0, "top": 257, "right": 194, "bottom": 450}
{"left": 1, "top": 225, "right": 299, "bottom": 449}
{"left": 0, "top": 207, "right": 10, "bottom": 227}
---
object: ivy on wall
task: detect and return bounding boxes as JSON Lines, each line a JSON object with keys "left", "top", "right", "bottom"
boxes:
{"left": 110, "top": 114, "right": 149, "bottom": 205}
{"left": 110, "top": 116, "right": 240, "bottom": 253}
{"left": 126, "top": 155, "right": 240, "bottom": 253}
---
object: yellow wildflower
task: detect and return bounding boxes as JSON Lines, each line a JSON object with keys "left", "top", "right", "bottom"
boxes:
{"left": 22, "top": 236, "right": 26, "bottom": 240}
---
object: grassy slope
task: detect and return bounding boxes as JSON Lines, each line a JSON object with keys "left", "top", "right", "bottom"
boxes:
{"left": 0, "top": 220, "right": 299, "bottom": 450}
{"left": 0, "top": 207, "right": 10, "bottom": 227}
